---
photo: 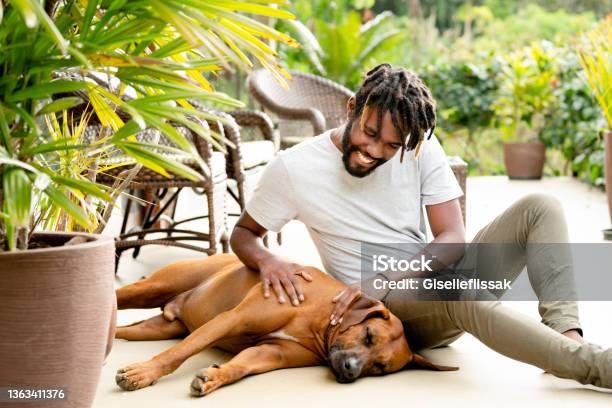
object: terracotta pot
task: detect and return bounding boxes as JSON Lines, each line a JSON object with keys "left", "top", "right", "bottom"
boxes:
{"left": 503, "top": 141, "right": 546, "bottom": 180}
{"left": 0, "top": 232, "right": 116, "bottom": 408}
{"left": 604, "top": 130, "right": 612, "bottom": 239}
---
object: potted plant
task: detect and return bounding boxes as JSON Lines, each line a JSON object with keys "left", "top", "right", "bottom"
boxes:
{"left": 493, "top": 42, "right": 557, "bottom": 179}
{"left": 0, "top": 1, "right": 295, "bottom": 407}
{"left": 578, "top": 18, "right": 612, "bottom": 240}
{"left": 423, "top": 60, "right": 499, "bottom": 173}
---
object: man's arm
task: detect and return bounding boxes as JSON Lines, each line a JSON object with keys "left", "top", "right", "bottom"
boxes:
{"left": 389, "top": 197, "right": 466, "bottom": 279}
{"left": 330, "top": 198, "right": 465, "bottom": 325}
{"left": 230, "top": 211, "right": 312, "bottom": 306}
{"left": 230, "top": 211, "right": 274, "bottom": 271}
{"left": 422, "top": 197, "right": 465, "bottom": 265}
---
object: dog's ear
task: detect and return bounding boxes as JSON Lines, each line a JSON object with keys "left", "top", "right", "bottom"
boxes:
{"left": 338, "top": 296, "right": 390, "bottom": 333}
{"left": 406, "top": 353, "right": 459, "bottom": 371}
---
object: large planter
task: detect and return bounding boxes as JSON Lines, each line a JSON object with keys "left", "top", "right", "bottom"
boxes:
{"left": 503, "top": 141, "right": 546, "bottom": 180}
{"left": 604, "top": 130, "right": 612, "bottom": 240}
{"left": 0, "top": 232, "right": 116, "bottom": 408}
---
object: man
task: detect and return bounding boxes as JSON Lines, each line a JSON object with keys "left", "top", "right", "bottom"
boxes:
{"left": 230, "top": 63, "right": 612, "bottom": 388}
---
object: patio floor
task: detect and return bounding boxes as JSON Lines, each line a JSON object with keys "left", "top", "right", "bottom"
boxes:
{"left": 95, "top": 176, "right": 612, "bottom": 408}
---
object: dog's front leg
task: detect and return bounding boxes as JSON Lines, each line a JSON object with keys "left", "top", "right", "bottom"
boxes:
{"left": 190, "top": 341, "right": 320, "bottom": 397}
{"left": 116, "top": 309, "right": 243, "bottom": 391}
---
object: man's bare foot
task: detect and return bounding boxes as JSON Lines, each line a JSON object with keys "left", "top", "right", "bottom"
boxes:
{"left": 562, "top": 329, "right": 584, "bottom": 344}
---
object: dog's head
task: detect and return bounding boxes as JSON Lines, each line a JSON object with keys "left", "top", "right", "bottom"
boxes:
{"left": 327, "top": 296, "right": 457, "bottom": 383}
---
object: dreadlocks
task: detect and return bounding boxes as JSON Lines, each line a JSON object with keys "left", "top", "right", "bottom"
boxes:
{"left": 351, "top": 63, "right": 437, "bottom": 161}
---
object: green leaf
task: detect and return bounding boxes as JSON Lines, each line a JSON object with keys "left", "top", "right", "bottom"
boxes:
{"left": 128, "top": 91, "right": 214, "bottom": 107}
{"left": 35, "top": 97, "right": 84, "bottom": 116}
{"left": 110, "top": 120, "right": 142, "bottom": 142}
{"left": 80, "top": 0, "right": 99, "bottom": 41}
{"left": 87, "top": 87, "right": 125, "bottom": 130}
{"left": 149, "top": 38, "right": 191, "bottom": 58}
{"left": 0, "top": 157, "right": 39, "bottom": 173}
{"left": 150, "top": 0, "right": 201, "bottom": 46}
{"left": 125, "top": 76, "right": 243, "bottom": 107}
{"left": 67, "top": 46, "right": 93, "bottom": 70}
{"left": 135, "top": 111, "right": 192, "bottom": 151}
{"left": 5, "top": 102, "right": 40, "bottom": 140}
{"left": 43, "top": 184, "right": 93, "bottom": 229}
{"left": 0, "top": 105, "right": 13, "bottom": 156}
{"left": 7, "top": 80, "right": 88, "bottom": 102}
{"left": 118, "top": 141, "right": 204, "bottom": 181}
{"left": 4, "top": 222, "right": 15, "bottom": 251}
{"left": 21, "top": 140, "right": 88, "bottom": 156}
{"left": 137, "top": 105, "right": 226, "bottom": 152}
{"left": 12, "top": 0, "right": 37, "bottom": 28}
{"left": 117, "top": 65, "right": 197, "bottom": 85}
{"left": 29, "top": 0, "right": 69, "bottom": 52}
{"left": 2, "top": 167, "right": 32, "bottom": 228}
{"left": 50, "top": 175, "right": 114, "bottom": 202}
{"left": 204, "top": 0, "right": 295, "bottom": 20}
{"left": 283, "top": 20, "right": 325, "bottom": 74}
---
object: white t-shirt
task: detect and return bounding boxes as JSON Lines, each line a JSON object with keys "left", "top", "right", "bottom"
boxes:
{"left": 246, "top": 130, "right": 463, "bottom": 284}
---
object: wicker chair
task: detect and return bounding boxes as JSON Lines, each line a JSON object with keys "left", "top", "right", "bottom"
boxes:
{"left": 247, "top": 69, "right": 354, "bottom": 148}
{"left": 186, "top": 104, "right": 279, "bottom": 209}
{"left": 87, "top": 120, "right": 229, "bottom": 272}
{"left": 201, "top": 110, "right": 275, "bottom": 206}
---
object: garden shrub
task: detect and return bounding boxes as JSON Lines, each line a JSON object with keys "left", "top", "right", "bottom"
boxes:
{"left": 540, "top": 49, "right": 607, "bottom": 185}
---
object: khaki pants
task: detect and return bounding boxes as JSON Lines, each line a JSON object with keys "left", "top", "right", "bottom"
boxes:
{"left": 385, "top": 193, "right": 612, "bottom": 388}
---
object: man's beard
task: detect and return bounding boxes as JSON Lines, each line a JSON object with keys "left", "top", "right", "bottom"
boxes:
{"left": 341, "top": 122, "right": 387, "bottom": 178}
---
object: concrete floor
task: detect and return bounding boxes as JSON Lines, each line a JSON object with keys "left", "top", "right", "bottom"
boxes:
{"left": 94, "top": 176, "right": 612, "bottom": 407}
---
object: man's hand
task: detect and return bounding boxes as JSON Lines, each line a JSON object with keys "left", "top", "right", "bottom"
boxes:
{"left": 330, "top": 283, "right": 362, "bottom": 325}
{"left": 258, "top": 255, "right": 313, "bottom": 306}
{"left": 330, "top": 277, "right": 393, "bottom": 325}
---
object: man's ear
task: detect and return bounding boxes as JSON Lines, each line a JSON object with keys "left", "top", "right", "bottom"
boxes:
{"left": 338, "top": 296, "right": 390, "bottom": 333}
{"left": 346, "top": 96, "right": 356, "bottom": 119}
{"left": 406, "top": 353, "right": 459, "bottom": 372}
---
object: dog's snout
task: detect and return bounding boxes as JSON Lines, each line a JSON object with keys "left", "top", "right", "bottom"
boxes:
{"left": 342, "top": 357, "right": 360, "bottom": 380}
{"left": 331, "top": 352, "right": 363, "bottom": 383}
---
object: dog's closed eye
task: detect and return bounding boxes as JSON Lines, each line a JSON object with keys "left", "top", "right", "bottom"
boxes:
{"left": 365, "top": 326, "right": 374, "bottom": 345}
{"left": 373, "top": 362, "right": 387, "bottom": 373}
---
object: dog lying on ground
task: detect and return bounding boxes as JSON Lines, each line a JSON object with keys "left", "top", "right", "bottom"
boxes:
{"left": 114, "top": 254, "right": 456, "bottom": 396}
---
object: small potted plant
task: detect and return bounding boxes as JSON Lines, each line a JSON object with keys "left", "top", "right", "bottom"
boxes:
{"left": 0, "top": 1, "right": 295, "bottom": 407}
{"left": 578, "top": 18, "right": 612, "bottom": 240}
{"left": 493, "top": 42, "right": 557, "bottom": 179}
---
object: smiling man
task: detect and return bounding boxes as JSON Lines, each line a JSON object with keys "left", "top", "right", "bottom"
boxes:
{"left": 230, "top": 64, "right": 612, "bottom": 388}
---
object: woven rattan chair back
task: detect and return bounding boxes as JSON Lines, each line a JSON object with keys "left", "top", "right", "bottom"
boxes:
{"left": 248, "top": 69, "right": 354, "bottom": 145}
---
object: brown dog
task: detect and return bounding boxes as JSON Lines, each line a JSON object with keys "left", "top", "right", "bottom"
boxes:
{"left": 114, "top": 254, "right": 456, "bottom": 396}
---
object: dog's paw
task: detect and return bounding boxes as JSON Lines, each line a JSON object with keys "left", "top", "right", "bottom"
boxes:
{"left": 115, "top": 361, "right": 162, "bottom": 391}
{"left": 190, "top": 366, "right": 222, "bottom": 397}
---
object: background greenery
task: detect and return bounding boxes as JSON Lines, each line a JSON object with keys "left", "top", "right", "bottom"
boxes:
{"left": 214, "top": 0, "right": 610, "bottom": 188}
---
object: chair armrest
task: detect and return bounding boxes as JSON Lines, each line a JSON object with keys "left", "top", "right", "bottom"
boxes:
{"left": 301, "top": 108, "right": 326, "bottom": 135}
{"left": 230, "top": 110, "right": 280, "bottom": 152}
{"left": 261, "top": 105, "right": 326, "bottom": 136}
{"left": 247, "top": 74, "right": 327, "bottom": 134}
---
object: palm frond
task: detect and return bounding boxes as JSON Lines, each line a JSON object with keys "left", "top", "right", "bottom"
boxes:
{"left": 0, "top": 0, "right": 298, "bottom": 250}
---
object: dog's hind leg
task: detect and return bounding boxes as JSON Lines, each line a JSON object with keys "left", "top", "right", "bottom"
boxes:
{"left": 117, "top": 254, "right": 239, "bottom": 309}
{"left": 115, "top": 306, "right": 250, "bottom": 391}
{"left": 115, "top": 314, "right": 187, "bottom": 341}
